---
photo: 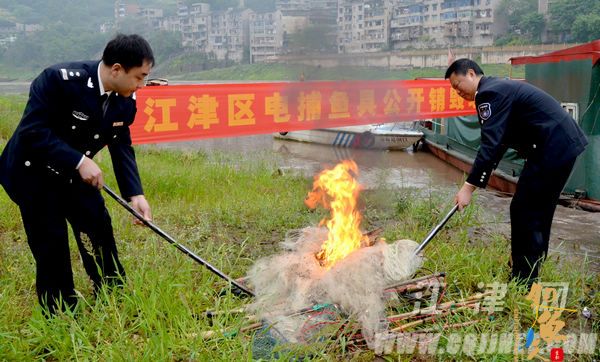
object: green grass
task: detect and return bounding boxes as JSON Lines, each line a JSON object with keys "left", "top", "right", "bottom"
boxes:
{"left": 166, "top": 63, "right": 525, "bottom": 82}
{"left": 0, "top": 61, "right": 525, "bottom": 83}
{"left": 0, "top": 96, "right": 596, "bottom": 360}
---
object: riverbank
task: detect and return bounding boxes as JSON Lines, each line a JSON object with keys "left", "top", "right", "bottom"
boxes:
{"left": 0, "top": 96, "right": 597, "bottom": 360}
{"left": 0, "top": 62, "right": 526, "bottom": 85}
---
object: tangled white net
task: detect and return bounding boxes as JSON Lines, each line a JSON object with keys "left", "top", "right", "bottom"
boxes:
{"left": 247, "top": 226, "right": 423, "bottom": 349}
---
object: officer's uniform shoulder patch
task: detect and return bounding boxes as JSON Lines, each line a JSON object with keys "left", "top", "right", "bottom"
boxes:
{"left": 58, "top": 68, "right": 88, "bottom": 81}
{"left": 478, "top": 103, "right": 492, "bottom": 121}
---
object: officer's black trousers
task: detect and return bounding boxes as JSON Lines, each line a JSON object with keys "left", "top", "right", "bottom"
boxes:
{"left": 18, "top": 180, "right": 125, "bottom": 314}
{"left": 509, "top": 157, "right": 576, "bottom": 283}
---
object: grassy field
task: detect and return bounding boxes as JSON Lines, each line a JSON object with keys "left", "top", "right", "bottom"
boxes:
{"left": 165, "top": 63, "right": 524, "bottom": 82}
{"left": 0, "top": 96, "right": 597, "bottom": 360}
{"left": 0, "top": 61, "right": 524, "bottom": 83}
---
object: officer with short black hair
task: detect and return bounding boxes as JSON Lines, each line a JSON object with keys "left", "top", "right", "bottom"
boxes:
{"left": 445, "top": 58, "right": 588, "bottom": 286}
{"left": 0, "top": 33, "right": 155, "bottom": 314}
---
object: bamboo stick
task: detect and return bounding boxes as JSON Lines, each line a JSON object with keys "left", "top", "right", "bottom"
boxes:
{"left": 417, "top": 319, "right": 481, "bottom": 333}
{"left": 387, "top": 291, "right": 490, "bottom": 322}
{"left": 389, "top": 303, "right": 480, "bottom": 332}
{"left": 384, "top": 272, "right": 446, "bottom": 290}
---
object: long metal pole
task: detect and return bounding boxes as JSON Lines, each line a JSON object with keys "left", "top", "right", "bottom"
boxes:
{"left": 413, "top": 204, "right": 459, "bottom": 256}
{"left": 102, "top": 185, "right": 255, "bottom": 297}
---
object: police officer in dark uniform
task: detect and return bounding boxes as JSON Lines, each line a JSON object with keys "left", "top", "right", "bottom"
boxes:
{"left": 445, "top": 59, "right": 588, "bottom": 285}
{"left": 0, "top": 34, "right": 154, "bottom": 314}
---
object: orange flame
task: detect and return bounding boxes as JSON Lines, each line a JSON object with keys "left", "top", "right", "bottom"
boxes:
{"left": 305, "top": 160, "right": 367, "bottom": 268}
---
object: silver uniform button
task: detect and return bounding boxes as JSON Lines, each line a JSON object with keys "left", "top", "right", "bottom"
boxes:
{"left": 113, "top": 135, "right": 117, "bottom": 138}
{"left": 24, "top": 160, "right": 31, "bottom": 166}
{"left": 532, "top": 144, "right": 537, "bottom": 149}
{"left": 85, "top": 151, "right": 91, "bottom": 156}
{"left": 72, "top": 125, "right": 76, "bottom": 129}
{"left": 93, "top": 134, "right": 100, "bottom": 139}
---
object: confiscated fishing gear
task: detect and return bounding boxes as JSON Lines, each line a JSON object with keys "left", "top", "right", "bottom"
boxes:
{"left": 102, "top": 185, "right": 254, "bottom": 297}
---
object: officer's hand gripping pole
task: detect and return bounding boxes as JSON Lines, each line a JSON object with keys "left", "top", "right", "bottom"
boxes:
{"left": 102, "top": 185, "right": 254, "bottom": 297}
{"left": 413, "top": 204, "right": 459, "bottom": 256}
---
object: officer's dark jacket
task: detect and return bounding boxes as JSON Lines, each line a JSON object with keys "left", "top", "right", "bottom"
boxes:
{"left": 468, "top": 76, "right": 588, "bottom": 188}
{"left": 0, "top": 60, "right": 143, "bottom": 203}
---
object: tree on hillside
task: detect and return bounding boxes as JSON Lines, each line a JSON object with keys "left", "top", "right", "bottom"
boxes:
{"left": 494, "top": 0, "right": 544, "bottom": 45}
{"left": 518, "top": 12, "right": 545, "bottom": 42}
{"left": 571, "top": 14, "right": 600, "bottom": 43}
{"left": 549, "top": 0, "right": 600, "bottom": 42}
{"left": 0, "top": 0, "right": 112, "bottom": 27}
{"left": 145, "top": 30, "right": 184, "bottom": 64}
{"left": 288, "top": 25, "right": 337, "bottom": 54}
{"left": 1, "top": 24, "right": 108, "bottom": 70}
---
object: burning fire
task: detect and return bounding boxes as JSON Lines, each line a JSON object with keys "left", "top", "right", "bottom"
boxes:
{"left": 305, "top": 160, "right": 368, "bottom": 268}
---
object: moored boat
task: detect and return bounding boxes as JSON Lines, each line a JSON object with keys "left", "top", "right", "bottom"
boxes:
{"left": 274, "top": 122, "right": 424, "bottom": 151}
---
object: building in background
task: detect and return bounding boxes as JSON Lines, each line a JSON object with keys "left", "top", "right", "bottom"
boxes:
{"left": 115, "top": 1, "right": 140, "bottom": 19}
{"left": 337, "top": 0, "right": 390, "bottom": 53}
{"left": 249, "top": 10, "right": 284, "bottom": 63}
{"left": 139, "top": 7, "right": 164, "bottom": 29}
{"left": 276, "top": 0, "right": 337, "bottom": 53}
{"left": 0, "top": 22, "right": 42, "bottom": 48}
{"left": 207, "top": 8, "right": 252, "bottom": 62}
{"left": 109, "top": 0, "right": 553, "bottom": 63}
{"left": 389, "top": 0, "right": 502, "bottom": 50}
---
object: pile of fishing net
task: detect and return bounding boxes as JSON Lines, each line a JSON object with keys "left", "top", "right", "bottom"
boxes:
{"left": 247, "top": 226, "right": 423, "bottom": 357}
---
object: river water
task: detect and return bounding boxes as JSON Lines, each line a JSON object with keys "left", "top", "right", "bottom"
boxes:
{"left": 0, "top": 81, "right": 30, "bottom": 94}
{"left": 2, "top": 82, "right": 598, "bottom": 271}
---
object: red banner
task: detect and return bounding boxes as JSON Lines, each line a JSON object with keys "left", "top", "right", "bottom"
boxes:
{"left": 132, "top": 79, "right": 476, "bottom": 144}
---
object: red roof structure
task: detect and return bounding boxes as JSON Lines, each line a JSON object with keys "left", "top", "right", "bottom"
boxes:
{"left": 510, "top": 40, "right": 600, "bottom": 65}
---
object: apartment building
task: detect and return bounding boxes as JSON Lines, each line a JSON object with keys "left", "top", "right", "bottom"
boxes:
{"left": 115, "top": 1, "right": 140, "bottom": 18}
{"left": 160, "top": 3, "right": 211, "bottom": 52}
{"left": 139, "top": 8, "right": 164, "bottom": 29}
{"left": 207, "top": 8, "right": 252, "bottom": 62}
{"left": 275, "top": 0, "right": 337, "bottom": 26}
{"left": 389, "top": 0, "right": 502, "bottom": 49}
{"left": 307, "top": 0, "right": 338, "bottom": 25}
{"left": 337, "top": 0, "right": 390, "bottom": 53}
{"left": 119, "top": 0, "right": 515, "bottom": 62}
{"left": 276, "top": 0, "right": 310, "bottom": 16}
{"left": 249, "top": 10, "right": 284, "bottom": 63}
